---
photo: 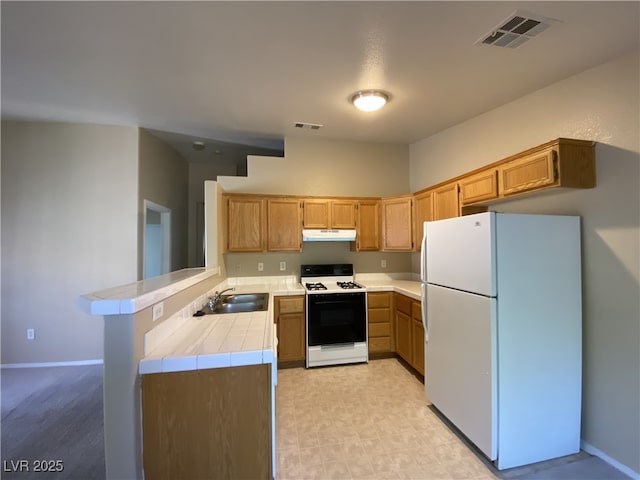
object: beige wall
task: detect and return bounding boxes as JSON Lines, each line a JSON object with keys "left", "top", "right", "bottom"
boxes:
{"left": 1, "top": 121, "right": 139, "bottom": 364}
{"left": 216, "top": 137, "right": 412, "bottom": 275}
{"left": 219, "top": 137, "right": 409, "bottom": 197}
{"left": 138, "top": 129, "right": 189, "bottom": 277}
{"left": 409, "top": 52, "right": 640, "bottom": 474}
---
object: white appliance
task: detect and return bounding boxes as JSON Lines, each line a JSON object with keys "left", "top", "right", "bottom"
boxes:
{"left": 420, "top": 212, "right": 582, "bottom": 470}
{"left": 301, "top": 264, "right": 368, "bottom": 368}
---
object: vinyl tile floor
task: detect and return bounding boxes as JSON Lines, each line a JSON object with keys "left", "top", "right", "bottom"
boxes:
{"left": 275, "top": 358, "right": 631, "bottom": 480}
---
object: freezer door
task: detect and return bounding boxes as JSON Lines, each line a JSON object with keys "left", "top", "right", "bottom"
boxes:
{"left": 424, "top": 284, "right": 497, "bottom": 460}
{"left": 425, "top": 212, "right": 496, "bottom": 296}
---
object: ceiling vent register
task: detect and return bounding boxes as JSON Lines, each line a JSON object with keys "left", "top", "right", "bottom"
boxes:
{"left": 294, "top": 122, "right": 323, "bottom": 130}
{"left": 475, "top": 10, "right": 558, "bottom": 49}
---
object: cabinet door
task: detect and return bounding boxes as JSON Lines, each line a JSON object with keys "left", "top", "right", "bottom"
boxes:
{"left": 277, "top": 312, "right": 305, "bottom": 361}
{"left": 331, "top": 200, "right": 357, "bottom": 228}
{"left": 395, "top": 310, "right": 412, "bottom": 363}
{"left": 459, "top": 169, "right": 498, "bottom": 205}
{"left": 499, "top": 148, "right": 557, "bottom": 196}
{"left": 414, "top": 191, "right": 433, "bottom": 251}
{"left": 227, "top": 196, "right": 265, "bottom": 252}
{"left": 354, "top": 200, "right": 380, "bottom": 251}
{"left": 411, "top": 301, "right": 425, "bottom": 375}
{"left": 267, "top": 199, "right": 302, "bottom": 251}
{"left": 381, "top": 197, "right": 413, "bottom": 251}
{"left": 433, "top": 183, "right": 460, "bottom": 220}
{"left": 303, "top": 200, "right": 330, "bottom": 228}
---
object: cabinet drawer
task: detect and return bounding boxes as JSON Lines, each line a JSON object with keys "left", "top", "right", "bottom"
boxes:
{"left": 368, "top": 308, "right": 391, "bottom": 324}
{"left": 277, "top": 296, "right": 304, "bottom": 314}
{"left": 368, "top": 292, "right": 391, "bottom": 308}
{"left": 368, "top": 337, "right": 392, "bottom": 353}
{"left": 395, "top": 294, "right": 411, "bottom": 315}
{"left": 369, "top": 322, "right": 391, "bottom": 338}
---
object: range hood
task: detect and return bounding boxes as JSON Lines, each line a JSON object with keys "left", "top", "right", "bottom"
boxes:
{"left": 302, "top": 229, "right": 357, "bottom": 242}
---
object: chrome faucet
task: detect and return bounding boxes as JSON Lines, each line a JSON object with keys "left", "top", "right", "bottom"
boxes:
{"left": 209, "top": 287, "right": 236, "bottom": 309}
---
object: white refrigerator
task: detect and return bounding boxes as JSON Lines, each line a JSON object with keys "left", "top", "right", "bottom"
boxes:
{"left": 420, "top": 212, "right": 582, "bottom": 470}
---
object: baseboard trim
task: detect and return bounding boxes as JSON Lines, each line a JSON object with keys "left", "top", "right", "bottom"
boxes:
{"left": 1, "top": 359, "right": 103, "bottom": 369}
{"left": 581, "top": 440, "right": 640, "bottom": 480}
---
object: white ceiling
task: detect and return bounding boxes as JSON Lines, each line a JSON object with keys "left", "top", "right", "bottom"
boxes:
{"left": 2, "top": 1, "right": 638, "bottom": 162}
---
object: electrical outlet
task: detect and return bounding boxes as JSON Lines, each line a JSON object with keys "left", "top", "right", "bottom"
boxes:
{"left": 381, "top": 259, "right": 387, "bottom": 268}
{"left": 152, "top": 302, "right": 164, "bottom": 321}
{"left": 279, "top": 261, "right": 286, "bottom": 271}
{"left": 27, "top": 328, "right": 35, "bottom": 340}
{"left": 258, "top": 262, "right": 264, "bottom": 272}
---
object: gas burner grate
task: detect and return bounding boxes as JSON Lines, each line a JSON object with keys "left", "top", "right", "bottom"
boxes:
{"left": 305, "top": 282, "right": 327, "bottom": 291}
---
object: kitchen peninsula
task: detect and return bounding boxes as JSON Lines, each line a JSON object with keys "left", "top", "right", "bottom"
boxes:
{"left": 80, "top": 269, "right": 421, "bottom": 479}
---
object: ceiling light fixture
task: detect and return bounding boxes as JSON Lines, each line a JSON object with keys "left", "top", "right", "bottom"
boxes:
{"left": 350, "top": 90, "right": 390, "bottom": 112}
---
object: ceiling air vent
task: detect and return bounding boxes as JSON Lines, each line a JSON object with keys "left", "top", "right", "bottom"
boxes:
{"left": 475, "top": 10, "right": 558, "bottom": 48}
{"left": 294, "top": 122, "right": 323, "bottom": 130}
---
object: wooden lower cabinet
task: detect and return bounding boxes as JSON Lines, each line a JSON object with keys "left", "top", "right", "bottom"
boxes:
{"left": 141, "top": 365, "right": 272, "bottom": 480}
{"left": 394, "top": 293, "right": 424, "bottom": 375}
{"left": 367, "top": 292, "right": 393, "bottom": 354}
{"left": 275, "top": 296, "right": 305, "bottom": 362}
{"left": 411, "top": 302, "right": 425, "bottom": 376}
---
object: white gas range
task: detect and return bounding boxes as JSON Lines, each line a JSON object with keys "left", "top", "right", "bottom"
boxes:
{"left": 301, "top": 264, "right": 368, "bottom": 368}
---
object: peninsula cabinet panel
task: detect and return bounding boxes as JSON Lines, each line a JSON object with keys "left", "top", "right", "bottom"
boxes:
{"left": 395, "top": 310, "right": 412, "bottom": 363}
{"left": 433, "top": 182, "right": 460, "bottom": 220}
{"left": 227, "top": 196, "right": 265, "bottom": 252}
{"left": 381, "top": 197, "right": 413, "bottom": 251}
{"left": 353, "top": 200, "right": 380, "bottom": 251}
{"left": 267, "top": 198, "right": 302, "bottom": 251}
{"left": 460, "top": 168, "right": 499, "bottom": 205}
{"left": 142, "top": 365, "right": 272, "bottom": 480}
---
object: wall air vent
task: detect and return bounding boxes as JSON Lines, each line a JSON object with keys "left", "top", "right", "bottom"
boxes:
{"left": 475, "top": 10, "right": 559, "bottom": 48}
{"left": 294, "top": 122, "right": 324, "bottom": 130}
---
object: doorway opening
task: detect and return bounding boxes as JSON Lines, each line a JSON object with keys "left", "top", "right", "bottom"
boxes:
{"left": 143, "top": 200, "right": 171, "bottom": 279}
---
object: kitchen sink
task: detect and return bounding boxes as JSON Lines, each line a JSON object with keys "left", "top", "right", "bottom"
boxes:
{"left": 220, "top": 293, "right": 268, "bottom": 304}
{"left": 198, "top": 292, "right": 269, "bottom": 315}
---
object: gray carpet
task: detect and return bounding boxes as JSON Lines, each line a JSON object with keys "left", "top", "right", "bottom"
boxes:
{"left": 1, "top": 365, "right": 105, "bottom": 480}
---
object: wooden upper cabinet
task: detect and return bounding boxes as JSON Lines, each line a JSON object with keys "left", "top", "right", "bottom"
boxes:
{"left": 226, "top": 195, "right": 265, "bottom": 252}
{"left": 303, "top": 199, "right": 356, "bottom": 228}
{"left": 267, "top": 198, "right": 302, "bottom": 251}
{"left": 459, "top": 168, "right": 499, "bottom": 205}
{"left": 302, "top": 199, "right": 330, "bottom": 228}
{"left": 381, "top": 196, "right": 413, "bottom": 251}
{"left": 413, "top": 190, "right": 433, "bottom": 250}
{"left": 499, "top": 148, "right": 557, "bottom": 196}
{"left": 353, "top": 200, "right": 380, "bottom": 251}
{"left": 330, "top": 200, "right": 357, "bottom": 228}
{"left": 498, "top": 139, "right": 595, "bottom": 197}
{"left": 433, "top": 182, "right": 460, "bottom": 220}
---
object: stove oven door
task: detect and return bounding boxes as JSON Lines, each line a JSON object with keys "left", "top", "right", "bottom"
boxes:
{"left": 307, "top": 292, "right": 366, "bottom": 346}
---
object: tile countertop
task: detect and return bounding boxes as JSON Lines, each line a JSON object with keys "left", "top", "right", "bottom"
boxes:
{"left": 356, "top": 273, "right": 422, "bottom": 301}
{"left": 139, "top": 276, "right": 304, "bottom": 375}
{"left": 138, "top": 273, "right": 422, "bottom": 376}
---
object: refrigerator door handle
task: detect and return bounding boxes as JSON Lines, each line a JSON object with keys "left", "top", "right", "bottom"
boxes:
{"left": 421, "top": 283, "right": 428, "bottom": 343}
